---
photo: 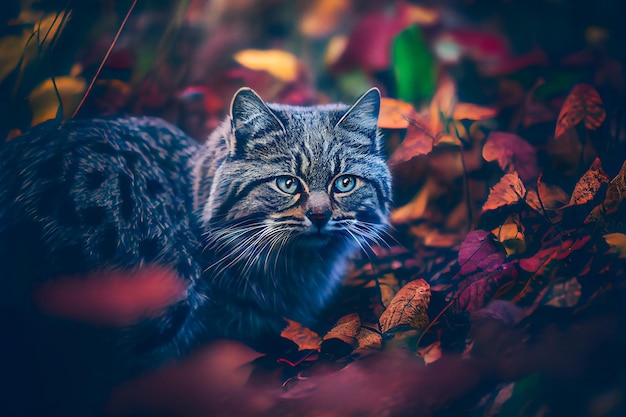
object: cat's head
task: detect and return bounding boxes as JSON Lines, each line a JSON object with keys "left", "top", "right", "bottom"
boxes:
{"left": 205, "top": 87, "right": 391, "bottom": 255}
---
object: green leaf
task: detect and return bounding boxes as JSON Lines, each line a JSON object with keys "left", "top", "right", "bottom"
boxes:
{"left": 392, "top": 25, "right": 436, "bottom": 104}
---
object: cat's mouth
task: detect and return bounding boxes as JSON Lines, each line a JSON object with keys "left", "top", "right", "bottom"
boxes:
{"left": 298, "top": 230, "right": 334, "bottom": 246}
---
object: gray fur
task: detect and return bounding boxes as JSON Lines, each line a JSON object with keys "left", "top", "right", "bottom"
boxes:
{"left": 0, "top": 89, "right": 391, "bottom": 355}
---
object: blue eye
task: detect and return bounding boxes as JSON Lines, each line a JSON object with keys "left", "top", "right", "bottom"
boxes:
{"left": 276, "top": 176, "right": 300, "bottom": 194}
{"left": 333, "top": 175, "right": 357, "bottom": 193}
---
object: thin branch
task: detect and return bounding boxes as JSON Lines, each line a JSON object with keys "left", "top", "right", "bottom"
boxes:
{"left": 72, "top": 0, "right": 138, "bottom": 118}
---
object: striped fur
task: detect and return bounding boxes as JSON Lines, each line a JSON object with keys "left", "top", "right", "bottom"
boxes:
{"left": 190, "top": 88, "right": 392, "bottom": 347}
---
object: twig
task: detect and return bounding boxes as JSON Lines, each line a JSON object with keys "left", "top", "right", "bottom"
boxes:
{"left": 72, "top": 0, "right": 138, "bottom": 118}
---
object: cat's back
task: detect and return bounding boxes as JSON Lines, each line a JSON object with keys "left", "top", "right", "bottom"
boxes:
{"left": 0, "top": 116, "right": 203, "bottom": 294}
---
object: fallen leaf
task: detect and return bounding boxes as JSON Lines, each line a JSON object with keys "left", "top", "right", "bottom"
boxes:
{"left": 482, "top": 172, "right": 527, "bottom": 212}
{"left": 519, "top": 236, "right": 592, "bottom": 273}
{"left": 387, "top": 115, "right": 434, "bottom": 165}
{"left": 567, "top": 158, "right": 610, "bottom": 206}
{"left": 390, "top": 176, "right": 441, "bottom": 223}
{"left": 586, "top": 160, "right": 626, "bottom": 222}
{"left": 555, "top": 83, "right": 606, "bottom": 138}
{"left": 379, "top": 279, "right": 431, "bottom": 335}
{"left": 354, "top": 324, "right": 383, "bottom": 351}
{"left": 604, "top": 233, "right": 626, "bottom": 259}
{"left": 378, "top": 97, "right": 415, "bottom": 129}
{"left": 453, "top": 103, "right": 497, "bottom": 121}
{"left": 33, "top": 266, "right": 188, "bottom": 326}
{"left": 430, "top": 75, "right": 457, "bottom": 135}
{"left": 29, "top": 76, "right": 86, "bottom": 126}
{"left": 458, "top": 230, "right": 507, "bottom": 276}
{"left": 482, "top": 132, "right": 538, "bottom": 183}
{"left": 526, "top": 179, "right": 569, "bottom": 213}
{"left": 456, "top": 263, "right": 518, "bottom": 313}
{"left": 299, "top": 0, "right": 351, "bottom": 38}
{"left": 323, "top": 313, "right": 361, "bottom": 347}
{"left": 399, "top": 2, "right": 440, "bottom": 26}
{"left": 233, "top": 49, "right": 299, "bottom": 82}
{"left": 281, "top": 319, "right": 322, "bottom": 351}
{"left": 492, "top": 217, "right": 526, "bottom": 256}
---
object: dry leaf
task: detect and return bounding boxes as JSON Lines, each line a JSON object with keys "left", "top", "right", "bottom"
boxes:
{"left": 482, "top": 172, "right": 527, "bottom": 212}
{"left": 604, "top": 233, "right": 626, "bottom": 259}
{"left": 379, "top": 279, "right": 431, "bottom": 335}
{"left": 281, "top": 319, "right": 322, "bottom": 351}
{"left": 400, "top": 3, "right": 440, "bottom": 26}
{"left": 233, "top": 49, "right": 299, "bottom": 82}
{"left": 567, "top": 158, "right": 610, "bottom": 206}
{"left": 378, "top": 97, "right": 415, "bottom": 129}
{"left": 355, "top": 325, "right": 383, "bottom": 351}
{"left": 586, "top": 160, "right": 626, "bottom": 223}
{"left": 323, "top": 313, "right": 361, "bottom": 347}
{"left": 555, "top": 83, "right": 606, "bottom": 138}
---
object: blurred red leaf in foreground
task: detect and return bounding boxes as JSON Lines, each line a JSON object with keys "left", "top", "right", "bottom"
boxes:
{"left": 33, "top": 266, "right": 188, "bottom": 326}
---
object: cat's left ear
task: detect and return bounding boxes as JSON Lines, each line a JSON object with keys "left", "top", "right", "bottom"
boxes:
{"left": 335, "top": 88, "right": 381, "bottom": 152}
{"left": 229, "top": 87, "right": 286, "bottom": 157}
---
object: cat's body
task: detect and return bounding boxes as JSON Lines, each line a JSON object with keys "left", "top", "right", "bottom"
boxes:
{"left": 0, "top": 88, "right": 391, "bottom": 415}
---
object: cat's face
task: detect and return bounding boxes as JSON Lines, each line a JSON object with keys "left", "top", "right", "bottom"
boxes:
{"left": 205, "top": 88, "right": 391, "bottom": 255}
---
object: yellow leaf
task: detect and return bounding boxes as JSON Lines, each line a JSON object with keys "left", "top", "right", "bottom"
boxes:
{"left": 234, "top": 49, "right": 299, "bottom": 82}
{"left": 379, "top": 279, "right": 431, "bottom": 335}
{"left": 28, "top": 76, "right": 86, "bottom": 126}
{"left": 492, "top": 217, "right": 526, "bottom": 256}
{"left": 377, "top": 273, "right": 400, "bottom": 308}
{"left": 453, "top": 103, "right": 497, "bottom": 121}
{"left": 300, "top": 0, "right": 350, "bottom": 38}
{"left": 324, "top": 35, "right": 348, "bottom": 67}
{"left": 403, "top": 4, "right": 440, "bottom": 26}
{"left": 604, "top": 233, "right": 626, "bottom": 259}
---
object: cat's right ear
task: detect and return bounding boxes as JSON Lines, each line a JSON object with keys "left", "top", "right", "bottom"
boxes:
{"left": 229, "top": 87, "right": 285, "bottom": 158}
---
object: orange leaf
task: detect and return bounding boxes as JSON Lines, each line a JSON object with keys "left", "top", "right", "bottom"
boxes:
{"left": 323, "top": 313, "right": 361, "bottom": 347}
{"left": 280, "top": 319, "right": 322, "bottom": 351}
{"left": 379, "top": 279, "right": 430, "bottom": 335}
{"left": 453, "top": 103, "right": 497, "bottom": 121}
{"left": 387, "top": 114, "right": 434, "bottom": 165}
{"left": 378, "top": 97, "right": 416, "bottom": 129}
{"left": 555, "top": 83, "right": 606, "bottom": 138}
{"left": 567, "top": 158, "right": 610, "bottom": 206}
{"left": 482, "top": 172, "right": 527, "bottom": 212}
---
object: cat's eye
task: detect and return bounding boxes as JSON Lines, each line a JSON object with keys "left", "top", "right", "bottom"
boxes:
{"left": 276, "top": 176, "right": 300, "bottom": 194}
{"left": 333, "top": 175, "right": 357, "bottom": 193}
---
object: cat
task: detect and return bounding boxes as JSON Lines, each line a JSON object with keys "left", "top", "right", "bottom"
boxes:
{"left": 0, "top": 87, "right": 391, "bottom": 415}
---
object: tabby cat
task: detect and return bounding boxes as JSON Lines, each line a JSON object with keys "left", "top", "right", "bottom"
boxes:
{"left": 0, "top": 87, "right": 391, "bottom": 415}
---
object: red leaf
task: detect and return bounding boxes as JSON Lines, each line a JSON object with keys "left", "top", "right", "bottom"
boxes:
{"left": 555, "top": 84, "right": 606, "bottom": 138}
{"left": 456, "top": 263, "right": 517, "bottom": 313}
{"left": 482, "top": 132, "right": 539, "bottom": 183}
{"left": 458, "top": 230, "right": 507, "bottom": 276}
{"left": 33, "top": 266, "right": 188, "bottom": 326}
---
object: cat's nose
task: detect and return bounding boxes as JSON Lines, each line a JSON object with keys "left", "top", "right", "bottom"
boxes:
{"left": 306, "top": 209, "right": 332, "bottom": 230}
